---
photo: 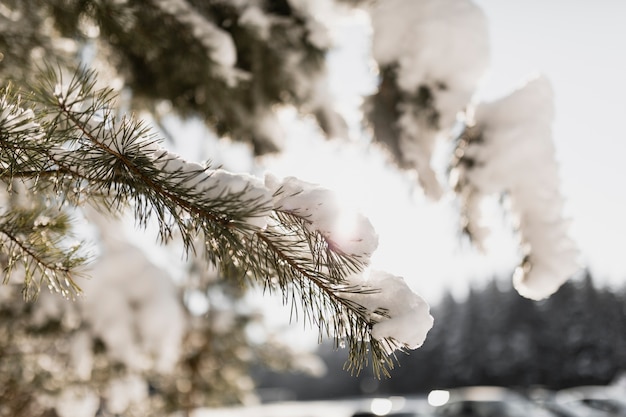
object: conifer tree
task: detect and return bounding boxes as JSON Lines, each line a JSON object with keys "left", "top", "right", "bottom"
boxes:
{"left": 0, "top": 0, "right": 580, "bottom": 414}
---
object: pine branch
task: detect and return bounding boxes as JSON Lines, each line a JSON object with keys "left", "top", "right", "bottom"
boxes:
{"left": 0, "top": 65, "right": 402, "bottom": 376}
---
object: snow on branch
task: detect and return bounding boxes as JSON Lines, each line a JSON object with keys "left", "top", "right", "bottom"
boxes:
{"left": 367, "top": 0, "right": 490, "bottom": 198}
{"left": 0, "top": 89, "right": 47, "bottom": 172}
{"left": 286, "top": 0, "right": 335, "bottom": 50}
{"left": 450, "top": 75, "right": 580, "bottom": 300}
{"left": 342, "top": 270, "right": 433, "bottom": 355}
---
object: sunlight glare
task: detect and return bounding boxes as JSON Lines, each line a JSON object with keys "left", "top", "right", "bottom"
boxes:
{"left": 332, "top": 207, "right": 360, "bottom": 244}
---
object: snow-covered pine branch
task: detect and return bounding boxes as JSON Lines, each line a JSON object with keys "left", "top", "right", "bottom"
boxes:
{"left": 1, "top": 66, "right": 432, "bottom": 376}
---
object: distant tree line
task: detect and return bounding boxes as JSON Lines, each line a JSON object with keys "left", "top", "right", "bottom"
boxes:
{"left": 255, "top": 271, "right": 626, "bottom": 400}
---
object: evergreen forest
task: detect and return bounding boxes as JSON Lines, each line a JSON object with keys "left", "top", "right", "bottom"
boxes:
{"left": 256, "top": 271, "right": 626, "bottom": 400}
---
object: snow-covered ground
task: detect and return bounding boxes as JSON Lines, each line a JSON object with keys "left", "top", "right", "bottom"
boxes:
{"left": 191, "top": 396, "right": 431, "bottom": 417}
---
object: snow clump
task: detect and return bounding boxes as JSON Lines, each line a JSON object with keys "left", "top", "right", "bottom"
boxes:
{"left": 453, "top": 75, "right": 580, "bottom": 300}
{"left": 80, "top": 229, "right": 187, "bottom": 374}
{"left": 343, "top": 270, "right": 434, "bottom": 353}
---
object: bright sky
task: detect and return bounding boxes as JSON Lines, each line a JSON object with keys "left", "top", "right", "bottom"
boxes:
{"left": 261, "top": 1, "right": 626, "bottom": 304}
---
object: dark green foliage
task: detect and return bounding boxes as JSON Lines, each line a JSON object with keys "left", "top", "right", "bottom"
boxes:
{"left": 44, "top": 0, "right": 332, "bottom": 154}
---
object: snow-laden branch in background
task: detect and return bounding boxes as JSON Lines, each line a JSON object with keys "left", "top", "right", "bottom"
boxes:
{"left": 277, "top": 0, "right": 349, "bottom": 141}
{"left": 367, "top": 0, "right": 490, "bottom": 198}
{"left": 82, "top": 226, "right": 186, "bottom": 376}
{"left": 287, "top": 0, "right": 335, "bottom": 50}
{"left": 31, "top": 228, "right": 186, "bottom": 378}
{"left": 29, "top": 220, "right": 186, "bottom": 415}
{"left": 152, "top": 0, "right": 239, "bottom": 84}
{"left": 450, "top": 75, "right": 580, "bottom": 300}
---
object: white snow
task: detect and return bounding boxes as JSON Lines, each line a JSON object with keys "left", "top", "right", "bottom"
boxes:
{"left": 287, "top": 0, "right": 335, "bottom": 49}
{"left": 456, "top": 75, "right": 580, "bottom": 299}
{"left": 55, "top": 387, "right": 100, "bottom": 417}
{"left": 255, "top": 110, "right": 286, "bottom": 151}
{"left": 0, "top": 95, "right": 43, "bottom": 141}
{"left": 151, "top": 147, "right": 273, "bottom": 229}
{"left": 371, "top": 0, "right": 489, "bottom": 98}
{"left": 343, "top": 270, "right": 433, "bottom": 353}
{"left": 105, "top": 374, "right": 149, "bottom": 414}
{"left": 0, "top": 107, "right": 38, "bottom": 133}
{"left": 70, "top": 330, "right": 94, "bottom": 381}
